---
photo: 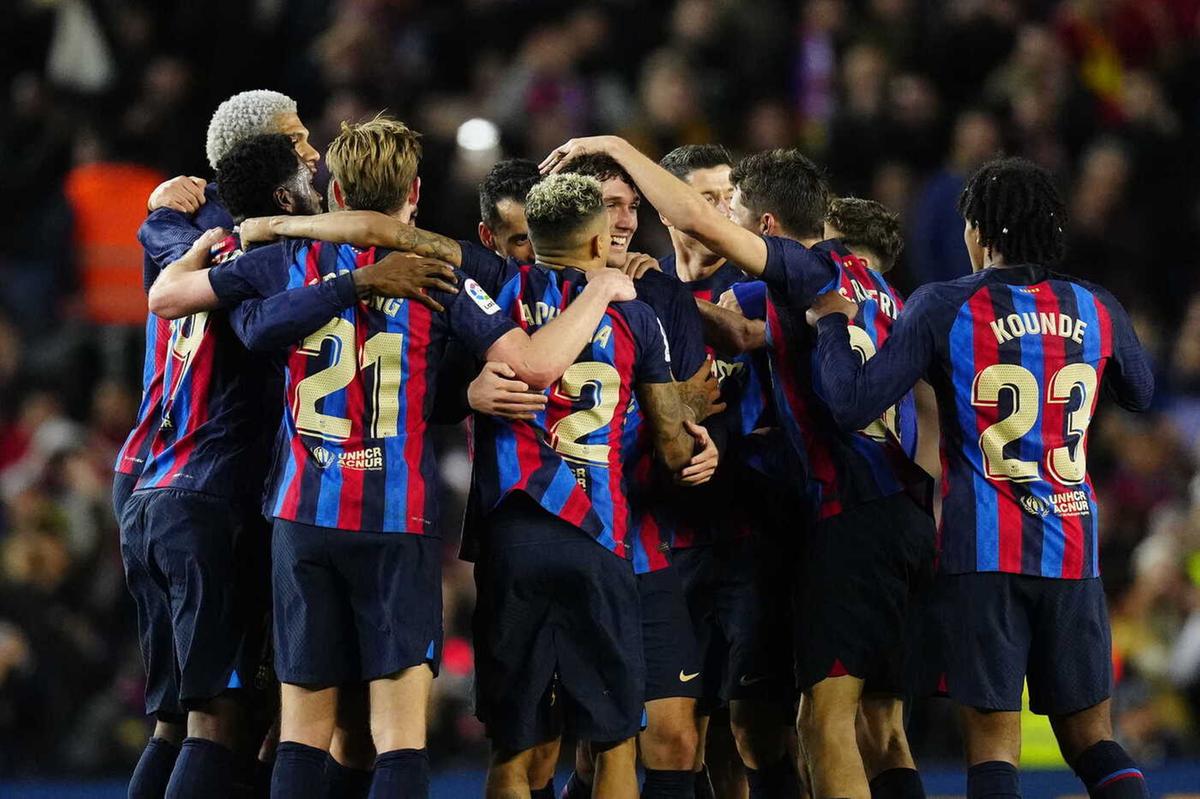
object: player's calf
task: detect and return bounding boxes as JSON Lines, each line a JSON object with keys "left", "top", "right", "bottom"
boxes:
{"left": 1051, "top": 701, "right": 1147, "bottom": 799}
{"left": 799, "top": 677, "right": 869, "bottom": 799}
{"left": 856, "top": 697, "right": 924, "bottom": 799}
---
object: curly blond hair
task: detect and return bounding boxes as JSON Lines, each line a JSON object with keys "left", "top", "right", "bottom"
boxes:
{"left": 524, "top": 172, "right": 604, "bottom": 246}
{"left": 205, "top": 90, "right": 297, "bottom": 170}
{"left": 326, "top": 114, "right": 422, "bottom": 214}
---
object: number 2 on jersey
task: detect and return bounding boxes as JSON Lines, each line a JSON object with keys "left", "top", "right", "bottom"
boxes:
{"left": 292, "top": 317, "right": 404, "bottom": 442}
{"left": 549, "top": 362, "right": 621, "bottom": 465}
{"left": 971, "top": 363, "right": 1098, "bottom": 484}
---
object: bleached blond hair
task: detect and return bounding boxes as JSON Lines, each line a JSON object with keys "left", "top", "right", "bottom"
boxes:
{"left": 524, "top": 172, "right": 604, "bottom": 247}
{"left": 325, "top": 114, "right": 422, "bottom": 214}
{"left": 205, "top": 90, "right": 298, "bottom": 170}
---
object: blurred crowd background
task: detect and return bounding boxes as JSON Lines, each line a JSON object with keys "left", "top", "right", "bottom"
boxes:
{"left": 2, "top": 0, "right": 1200, "bottom": 781}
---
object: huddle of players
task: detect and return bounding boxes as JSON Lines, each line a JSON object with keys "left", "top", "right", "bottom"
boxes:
{"left": 114, "top": 87, "right": 1155, "bottom": 799}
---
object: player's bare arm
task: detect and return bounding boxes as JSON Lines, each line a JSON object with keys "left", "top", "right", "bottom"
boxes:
{"left": 542, "top": 136, "right": 769, "bottom": 275}
{"left": 696, "top": 299, "right": 765, "bottom": 355}
{"left": 636, "top": 380, "right": 700, "bottom": 474}
{"left": 912, "top": 380, "right": 941, "bottom": 480}
{"left": 242, "top": 210, "right": 465, "bottom": 267}
{"left": 483, "top": 269, "right": 637, "bottom": 390}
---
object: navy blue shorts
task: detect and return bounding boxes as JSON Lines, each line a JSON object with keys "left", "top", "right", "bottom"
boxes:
{"left": 794, "top": 491, "right": 935, "bottom": 695}
{"left": 473, "top": 493, "right": 643, "bottom": 752}
{"left": 271, "top": 519, "right": 442, "bottom": 686}
{"left": 119, "top": 488, "right": 270, "bottom": 718}
{"left": 937, "top": 572, "right": 1112, "bottom": 715}
{"left": 673, "top": 537, "right": 796, "bottom": 713}
{"left": 112, "top": 471, "right": 138, "bottom": 521}
{"left": 640, "top": 565, "right": 703, "bottom": 702}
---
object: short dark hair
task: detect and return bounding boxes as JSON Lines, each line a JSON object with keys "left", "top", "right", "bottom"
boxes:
{"left": 479, "top": 158, "right": 542, "bottom": 228}
{"left": 562, "top": 153, "right": 639, "bottom": 197}
{"left": 659, "top": 144, "right": 734, "bottom": 180}
{"left": 524, "top": 173, "right": 605, "bottom": 249}
{"left": 730, "top": 149, "right": 830, "bottom": 239}
{"left": 957, "top": 156, "right": 1067, "bottom": 266}
{"left": 216, "top": 133, "right": 300, "bottom": 221}
{"left": 827, "top": 197, "right": 904, "bottom": 272}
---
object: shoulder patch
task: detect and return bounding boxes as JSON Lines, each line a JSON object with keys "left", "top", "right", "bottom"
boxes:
{"left": 464, "top": 278, "right": 501, "bottom": 315}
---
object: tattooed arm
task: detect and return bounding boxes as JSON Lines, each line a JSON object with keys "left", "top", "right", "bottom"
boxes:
{"left": 240, "top": 211, "right": 464, "bottom": 266}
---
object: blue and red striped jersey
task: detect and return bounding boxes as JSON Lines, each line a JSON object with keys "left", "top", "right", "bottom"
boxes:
{"left": 459, "top": 242, "right": 695, "bottom": 569}
{"left": 659, "top": 255, "right": 776, "bottom": 548}
{"left": 208, "top": 238, "right": 515, "bottom": 533}
{"left": 471, "top": 263, "right": 674, "bottom": 560}
{"left": 813, "top": 264, "right": 1154, "bottom": 578}
{"left": 117, "top": 193, "right": 234, "bottom": 477}
{"left": 115, "top": 313, "right": 170, "bottom": 476}
{"left": 761, "top": 237, "right": 927, "bottom": 521}
{"left": 133, "top": 235, "right": 281, "bottom": 497}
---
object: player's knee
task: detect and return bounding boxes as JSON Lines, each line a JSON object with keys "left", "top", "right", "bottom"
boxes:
{"left": 330, "top": 724, "right": 376, "bottom": 771}
{"left": 185, "top": 695, "right": 242, "bottom": 747}
{"left": 642, "top": 719, "right": 699, "bottom": 770}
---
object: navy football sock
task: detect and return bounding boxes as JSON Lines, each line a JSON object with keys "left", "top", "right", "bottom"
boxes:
{"left": 325, "top": 754, "right": 373, "bottom": 799}
{"left": 530, "top": 777, "right": 556, "bottom": 799}
{"left": 368, "top": 748, "right": 429, "bottom": 798}
{"left": 271, "top": 742, "right": 328, "bottom": 799}
{"left": 694, "top": 765, "right": 716, "bottom": 799}
{"left": 164, "top": 737, "right": 234, "bottom": 799}
{"left": 129, "top": 737, "right": 180, "bottom": 799}
{"left": 967, "top": 761, "right": 1020, "bottom": 799}
{"left": 745, "top": 756, "right": 801, "bottom": 799}
{"left": 643, "top": 768, "right": 696, "bottom": 798}
{"left": 870, "top": 767, "right": 926, "bottom": 799}
{"left": 562, "top": 771, "right": 592, "bottom": 799}
{"left": 1072, "top": 740, "right": 1148, "bottom": 799}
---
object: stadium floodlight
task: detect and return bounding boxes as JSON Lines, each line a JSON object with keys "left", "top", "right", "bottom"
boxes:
{"left": 457, "top": 118, "right": 500, "bottom": 152}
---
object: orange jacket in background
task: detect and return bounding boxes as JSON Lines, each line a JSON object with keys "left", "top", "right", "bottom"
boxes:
{"left": 64, "top": 162, "right": 165, "bottom": 325}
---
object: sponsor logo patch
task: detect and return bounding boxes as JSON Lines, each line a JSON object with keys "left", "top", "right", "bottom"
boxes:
{"left": 464, "top": 278, "right": 500, "bottom": 315}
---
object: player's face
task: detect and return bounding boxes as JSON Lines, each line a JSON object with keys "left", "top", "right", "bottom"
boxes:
{"left": 686, "top": 165, "right": 734, "bottom": 218}
{"left": 963, "top": 218, "right": 985, "bottom": 271}
{"left": 601, "top": 177, "right": 639, "bottom": 268}
{"left": 290, "top": 165, "right": 323, "bottom": 216}
{"left": 490, "top": 199, "right": 534, "bottom": 263}
{"left": 274, "top": 112, "right": 320, "bottom": 174}
{"left": 729, "top": 188, "right": 761, "bottom": 233}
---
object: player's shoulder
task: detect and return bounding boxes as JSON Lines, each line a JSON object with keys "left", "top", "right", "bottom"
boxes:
{"left": 656, "top": 253, "right": 677, "bottom": 278}
{"left": 636, "top": 268, "right": 690, "bottom": 303}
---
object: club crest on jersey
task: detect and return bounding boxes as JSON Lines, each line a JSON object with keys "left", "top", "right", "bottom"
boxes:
{"left": 465, "top": 279, "right": 501, "bottom": 315}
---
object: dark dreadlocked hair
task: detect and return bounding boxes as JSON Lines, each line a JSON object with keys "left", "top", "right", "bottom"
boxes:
{"left": 957, "top": 157, "right": 1067, "bottom": 266}
{"left": 216, "top": 133, "right": 303, "bottom": 222}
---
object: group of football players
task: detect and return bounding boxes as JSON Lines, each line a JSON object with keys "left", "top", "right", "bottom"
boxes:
{"left": 114, "top": 88, "right": 1154, "bottom": 799}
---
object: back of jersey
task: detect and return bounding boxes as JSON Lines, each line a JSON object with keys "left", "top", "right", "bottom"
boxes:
{"left": 135, "top": 235, "right": 277, "bottom": 498}
{"left": 940, "top": 266, "right": 1118, "bottom": 578}
{"left": 268, "top": 241, "right": 450, "bottom": 534}
{"left": 473, "top": 264, "right": 669, "bottom": 560}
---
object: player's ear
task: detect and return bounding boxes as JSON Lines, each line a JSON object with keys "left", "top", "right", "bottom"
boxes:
{"left": 759, "top": 212, "right": 775, "bottom": 236}
{"left": 479, "top": 221, "right": 495, "bottom": 251}
{"left": 274, "top": 186, "right": 295, "bottom": 214}
{"left": 407, "top": 176, "right": 421, "bottom": 209}
{"left": 329, "top": 178, "right": 347, "bottom": 211}
{"left": 591, "top": 232, "right": 604, "bottom": 259}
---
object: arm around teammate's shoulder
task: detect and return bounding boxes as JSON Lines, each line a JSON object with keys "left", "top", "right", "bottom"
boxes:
{"left": 146, "top": 228, "right": 229, "bottom": 319}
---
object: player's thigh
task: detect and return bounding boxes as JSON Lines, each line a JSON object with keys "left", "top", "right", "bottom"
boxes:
{"left": 958, "top": 705, "right": 1021, "bottom": 766}
{"left": 279, "top": 682, "right": 339, "bottom": 750}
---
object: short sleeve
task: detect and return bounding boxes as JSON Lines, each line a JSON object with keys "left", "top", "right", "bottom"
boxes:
{"left": 621, "top": 301, "right": 673, "bottom": 385}
{"left": 760, "top": 236, "right": 838, "bottom": 309}
{"left": 457, "top": 240, "right": 511, "bottom": 297}
{"left": 636, "top": 271, "right": 706, "bottom": 380}
{"left": 442, "top": 271, "right": 518, "bottom": 358}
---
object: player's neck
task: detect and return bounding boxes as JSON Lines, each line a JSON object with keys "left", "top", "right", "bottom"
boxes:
{"left": 537, "top": 255, "right": 605, "bottom": 274}
{"left": 673, "top": 242, "right": 725, "bottom": 282}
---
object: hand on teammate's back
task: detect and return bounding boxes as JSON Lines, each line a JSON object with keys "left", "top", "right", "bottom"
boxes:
{"left": 467, "top": 362, "right": 548, "bottom": 421}
{"left": 148, "top": 175, "right": 208, "bottom": 214}
{"left": 805, "top": 290, "right": 856, "bottom": 327}
{"left": 354, "top": 251, "right": 458, "bottom": 311}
